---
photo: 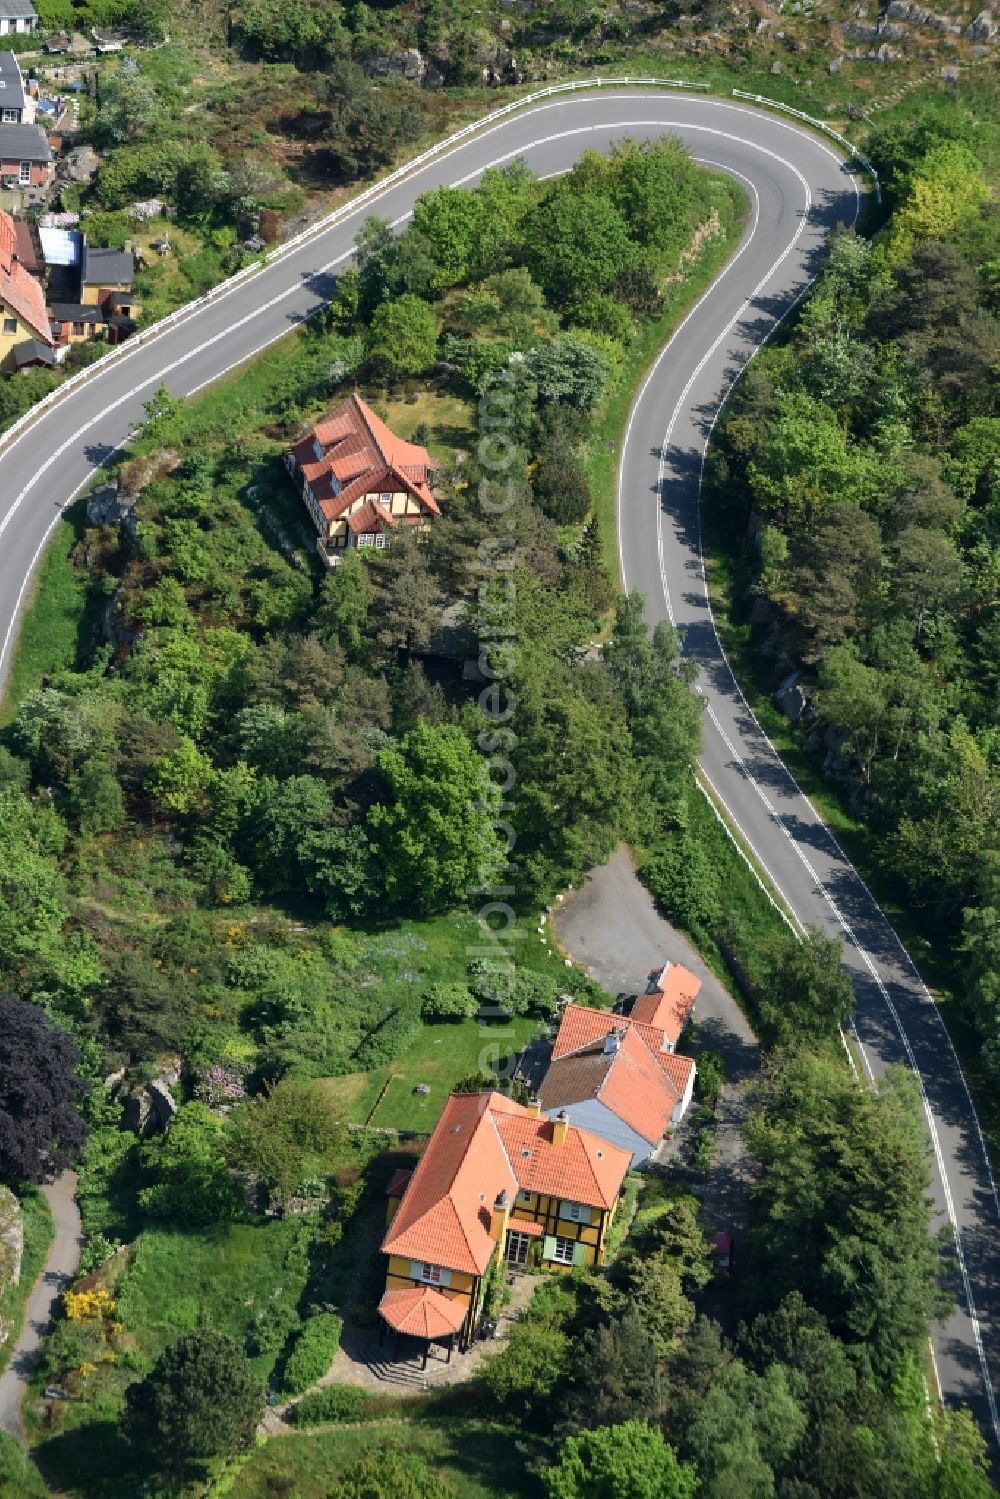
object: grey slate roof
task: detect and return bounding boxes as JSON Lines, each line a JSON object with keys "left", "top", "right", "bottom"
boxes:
{"left": 14, "top": 338, "right": 55, "bottom": 367}
{"left": 0, "top": 52, "right": 26, "bottom": 110}
{"left": 0, "top": 123, "right": 50, "bottom": 162}
{"left": 81, "top": 245, "right": 134, "bottom": 288}
{"left": 49, "top": 302, "right": 103, "bottom": 322}
{"left": 0, "top": 0, "right": 37, "bottom": 16}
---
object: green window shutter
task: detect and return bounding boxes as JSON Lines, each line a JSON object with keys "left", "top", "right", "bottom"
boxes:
{"left": 542, "top": 1235, "right": 556, "bottom": 1262}
{"left": 572, "top": 1241, "right": 587, "bottom": 1267}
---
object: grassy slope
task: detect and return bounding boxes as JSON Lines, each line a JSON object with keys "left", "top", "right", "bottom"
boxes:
{"left": 230, "top": 1420, "right": 540, "bottom": 1499}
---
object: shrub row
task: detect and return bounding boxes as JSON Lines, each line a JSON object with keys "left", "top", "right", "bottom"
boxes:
{"left": 281, "top": 1312, "right": 343, "bottom": 1395}
{"left": 287, "top": 1383, "right": 370, "bottom": 1425}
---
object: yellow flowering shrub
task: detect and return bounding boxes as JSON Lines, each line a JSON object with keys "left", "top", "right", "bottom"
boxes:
{"left": 64, "top": 1288, "right": 117, "bottom": 1323}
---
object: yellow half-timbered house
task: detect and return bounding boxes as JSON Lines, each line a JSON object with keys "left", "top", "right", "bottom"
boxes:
{"left": 379, "top": 1091, "right": 630, "bottom": 1354}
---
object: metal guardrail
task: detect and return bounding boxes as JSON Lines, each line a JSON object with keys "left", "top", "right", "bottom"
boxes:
{"left": 729, "top": 88, "right": 881, "bottom": 203}
{"left": 0, "top": 75, "right": 875, "bottom": 459}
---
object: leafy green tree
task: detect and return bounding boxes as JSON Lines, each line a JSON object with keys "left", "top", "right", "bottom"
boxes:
{"left": 526, "top": 186, "right": 635, "bottom": 309}
{"left": 366, "top": 294, "right": 439, "bottom": 377}
{"left": 323, "top": 63, "right": 422, "bottom": 177}
{"left": 545, "top": 1421, "right": 698, "bottom": 1499}
{"left": 525, "top": 335, "right": 610, "bottom": 412}
{"left": 478, "top": 1314, "right": 571, "bottom": 1418}
{"left": 229, "top": 1079, "right": 344, "bottom": 1205}
{"left": 421, "top": 982, "right": 478, "bottom": 1021}
{"left": 237, "top": 0, "right": 348, "bottom": 64}
{"left": 96, "top": 69, "right": 163, "bottom": 146}
{"left": 745, "top": 1049, "right": 945, "bottom": 1376}
{"left": 754, "top": 927, "right": 855, "bottom": 1048}
{"left": 368, "top": 723, "right": 504, "bottom": 914}
{"left": 123, "top": 1331, "right": 263, "bottom": 1482}
{"left": 139, "top": 1102, "right": 241, "bottom": 1226}
{"left": 412, "top": 186, "right": 496, "bottom": 290}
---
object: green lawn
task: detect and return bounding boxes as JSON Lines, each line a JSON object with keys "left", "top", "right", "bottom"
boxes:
{"left": 231, "top": 1419, "right": 542, "bottom": 1499}
{"left": 0, "top": 510, "right": 94, "bottom": 727}
{"left": 318, "top": 1010, "right": 542, "bottom": 1132}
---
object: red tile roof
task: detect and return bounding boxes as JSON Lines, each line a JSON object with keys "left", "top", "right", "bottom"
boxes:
{"left": 0, "top": 208, "right": 51, "bottom": 345}
{"left": 551, "top": 1002, "right": 672, "bottom": 1065}
{"left": 385, "top": 1167, "right": 413, "bottom": 1199}
{"left": 345, "top": 498, "right": 396, "bottom": 535}
{"left": 291, "top": 393, "right": 440, "bottom": 527}
{"left": 382, "top": 1091, "right": 630, "bottom": 1276}
{"left": 379, "top": 1285, "right": 466, "bottom": 1339}
{"left": 631, "top": 962, "right": 700, "bottom": 1044}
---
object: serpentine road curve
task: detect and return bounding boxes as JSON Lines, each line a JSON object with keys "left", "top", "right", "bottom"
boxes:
{"left": 0, "top": 88, "right": 997, "bottom": 1450}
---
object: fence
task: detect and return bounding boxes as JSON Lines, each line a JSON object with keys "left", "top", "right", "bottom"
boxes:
{"left": 0, "top": 77, "right": 878, "bottom": 460}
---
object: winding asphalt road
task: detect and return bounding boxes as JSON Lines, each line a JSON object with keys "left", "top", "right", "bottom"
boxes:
{"left": 0, "top": 87, "right": 997, "bottom": 1450}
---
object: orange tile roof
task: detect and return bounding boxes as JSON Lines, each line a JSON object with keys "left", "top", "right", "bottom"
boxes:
{"left": 552, "top": 1003, "right": 672, "bottom": 1065}
{"left": 379, "top": 1286, "right": 466, "bottom": 1339}
{"left": 0, "top": 208, "right": 51, "bottom": 345}
{"left": 381, "top": 1091, "right": 630, "bottom": 1275}
{"left": 543, "top": 1004, "right": 696, "bottom": 1146}
{"left": 495, "top": 1112, "right": 630, "bottom": 1210}
{"left": 291, "top": 393, "right": 441, "bottom": 526}
{"left": 382, "top": 1092, "right": 517, "bottom": 1276}
{"left": 597, "top": 1027, "right": 682, "bottom": 1145}
{"left": 631, "top": 962, "right": 700, "bottom": 1044}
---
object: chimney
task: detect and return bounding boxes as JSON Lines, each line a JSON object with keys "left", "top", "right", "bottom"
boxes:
{"left": 603, "top": 1030, "right": 622, "bottom": 1055}
{"left": 525, "top": 1098, "right": 542, "bottom": 1117}
{"left": 489, "top": 1189, "right": 511, "bottom": 1243}
{"left": 552, "top": 1110, "right": 570, "bottom": 1147}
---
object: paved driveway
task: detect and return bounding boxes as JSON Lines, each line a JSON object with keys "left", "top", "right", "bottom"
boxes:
{"left": 553, "top": 845, "right": 759, "bottom": 1237}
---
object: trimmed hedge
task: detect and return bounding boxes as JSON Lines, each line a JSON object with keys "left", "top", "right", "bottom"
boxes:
{"left": 288, "top": 1383, "right": 369, "bottom": 1425}
{"left": 354, "top": 1006, "right": 422, "bottom": 1069}
{"left": 282, "top": 1312, "right": 343, "bottom": 1395}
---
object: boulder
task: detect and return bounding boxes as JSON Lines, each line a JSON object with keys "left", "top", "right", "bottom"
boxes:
{"left": 366, "top": 47, "right": 427, "bottom": 81}
{"left": 149, "top": 1079, "right": 178, "bottom": 1129}
{"left": 829, "top": 53, "right": 845, "bottom": 70}
{"left": 56, "top": 143, "right": 99, "bottom": 186}
{"left": 965, "top": 9, "right": 997, "bottom": 38}
{"left": 774, "top": 671, "right": 807, "bottom": 722}
{"left": 845, "top": 20, "right": 879, "bottom": 37}
{"left": 122, "top": 1086, "right": 152, "bottom": 1136}
{"left": 86, "top": 482, "right": 137, "bottom": 533}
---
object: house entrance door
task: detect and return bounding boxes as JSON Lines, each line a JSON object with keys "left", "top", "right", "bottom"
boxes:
{"left": 505, "top": 1230, "right": 531, "bottom": 1267}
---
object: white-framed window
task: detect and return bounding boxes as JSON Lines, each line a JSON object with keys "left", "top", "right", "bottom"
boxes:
{"left": 551, "top": 1236, "right": 575, "bottom": 1265}
{"left": 517, "top": 1188, "right": 532, "bottom": 1205}
{"left": 357, "top": 533, "right": 375, "bottom": 549}
{"left": 2, "top": 108, "right": 19, "bottom": 122}
{"left": 19, "top": 161, "right": 30, "bottom": 185}
{"left": 419, "top": 1262, "right": 442, "bottom": 1284}
{"left": 3, "top": 317, "right": 16, "bottom": 334}
{"left": 559, "top": 1200, "right": 589, "bottom": 1224}
{"left": 373, "top": 532, "right": 388, "bottom": 549}
{"left": 380, "top": 492, "right": 393, "bottom": 504}
{"left": 410, "top": 1260, "right": 451, "bottom": 1287}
